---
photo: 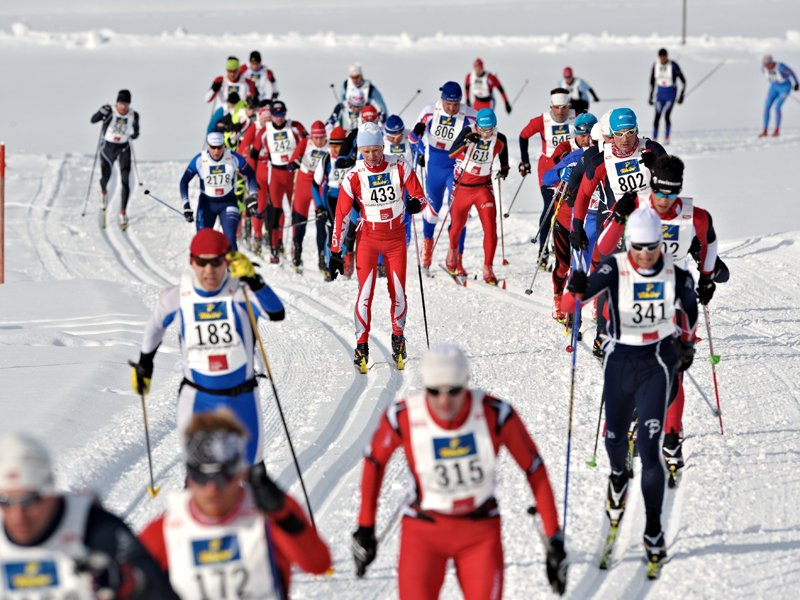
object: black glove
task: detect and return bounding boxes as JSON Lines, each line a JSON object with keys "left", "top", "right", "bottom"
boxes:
{"left": 129, "top": 351, "right": 155, "bottom": 396}
{"left": 569, "top": 219, "right": 589, "bottom": 251}
{"left": 211, "top": 80, "right": 222, "bottom": 93}
{"left": 417, "top": 154, "right": 426, "bottom": 167}
{"left": 545, "top": 532, "right": 568, "bottom": 596}
{"left": 675, "top": 339, "right": 696, "bottom": 372}
{"left": 465, "top": 131, "right": 480, "bottom": 144}
{"left": 406, "top": 197, "right": 422, "bottom": 215}
{"left": 612, "top": 191, "right": 638, "bottom": 222}
{"left": 183, "top": 205, "right": 194, "bottom": 223}
{"left": 247, "top": 462, "right": 286, "bottom": 513}
{"left": 287, "top": 161, "right": 299, "bottom": 172}
{"left": 641, "top": 152, "right": 656, "bottom": 170}
{"left": 271, "top": 91, "right": 280, "bottom": 101}
{"left": 75, "top": 552, "right": 122, "bottom": 599}
{"left": 505, "top": 101, "right": 512, "bottom": 114}
{"left": 648, "top": 96, "right": 654, "bottom": 106}
{"left": 567, "top": 270, "right": 588, "bottom": 295}
{"left": 329, "top": 252, "right": 344, "bottom": 280}
{"left": 519, "top": 161, "right": 531, "bottom": 176}
{"left": 99, "top": 104, "right": 112, "bottom": 117}
{"left": 315, "top": 206, "right": 329, "bottom": 222}
{"left": 413, "top": 122, "right": 427, "bottom": 137}
{"left": 496, "top": 168, "right": 509, "bottom": 180}
{"left": 352, "top": 526, "right": 377, "bottom": 578}
{"left": 245, "top": 194, "right": 258, "bottom": 217}
{"left": 697, "top": 273, "right": 716, "bottom": 305}
{"left": 677, "top": 93, "right": 685, "bottom": 105}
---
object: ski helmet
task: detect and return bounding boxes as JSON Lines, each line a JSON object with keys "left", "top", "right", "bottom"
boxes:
{"left": 356, "top": 122, "right": 384, "bottom": 148}
{"left": 609, "top": 108, "right": 637, "bottom": 133}
{"left": 650, "top": 155, "right": 684, "bottom": 196}
{"left": 626, "top": 207, "right": 662, "bottom": 246}
{"left": 476, "top": 108, "right": 497, "bottom": 129}
{"left": 440, "top": 81, "right": 463, "bottom": 102}
{"left": 421, "top": 343, "right": 470, "bottom": 388}
{"left": 384, "top": 115, "right": 405, "bottom": 134}
{"left": 574, "top": 112, "right": 598, "bottom": 135}
{"left": 0, "top": 433, "right": 55, "bottom": 494}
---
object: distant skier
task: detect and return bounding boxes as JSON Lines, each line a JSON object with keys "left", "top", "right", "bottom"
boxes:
{"left": 562, "top": 207, "right": 698, "bottom": 577}
{"left": 558, "top": 66, "right": 600, "bottom": 114}
{"left": 241, "top": 50, "right": 279, "bottom": 105}
{"left": 90, "top": 89, "right": 139, "bottom": 229}
{"left": 351, "top": 343, "right": 567, "bottom": 597}
{"left": 648, "top": 48, "right": 686, "bottom": 143}
{"left": 464, "top": 58, "right": 512, "bottom": 113}
{"left": 130, "top": 228, "right": 285, "bottom": 465}
{"left": 339, "top": 62, "right": 388, "bottom": 118}
{"left": 759, "top": 54, "right": 799, "bottom": 137}
{"left": 205, "top": 56, "right": 256, "bottom": 128}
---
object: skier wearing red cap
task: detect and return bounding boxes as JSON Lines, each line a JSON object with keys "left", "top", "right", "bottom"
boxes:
{"left": 352, "top": 344, "right": 567, "bottom": 598}
{"left": 130, "top": 229, "right": 285, "bottom": 465}
{"left": 283, "top": 120, "right": 329, "bottom": 271}
{"left": 465, "top": 58, "right": 512, "bottom": 114}
{"left": 250, "top": 101, "right": 307, "bottom": 262}
{"left": 558, "top": 66, "right": 600, "bottom": 114}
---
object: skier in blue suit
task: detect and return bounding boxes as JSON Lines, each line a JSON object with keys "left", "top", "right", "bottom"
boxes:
{"left": 760, "top": 54, "right": 799, "bottom": 137}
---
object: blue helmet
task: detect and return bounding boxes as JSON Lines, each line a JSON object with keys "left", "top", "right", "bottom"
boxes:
{"left": 384, "top": 114, "right": 405, "bottom": 134}
{"left": 573, "top": 112, "right": 598, "bottom": 135}
{"left": 476, "top": 108, "right": 497, "bottom": 129}
{"left": 440, "top": 81, "right": 463, "bottom": 102}
{"left": 609, "top": 108, "right": 637, "bottom": 133}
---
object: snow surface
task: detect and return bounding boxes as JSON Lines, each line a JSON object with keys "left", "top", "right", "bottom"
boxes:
{"left": 2, "top": 1, "right": 800, "bottom": 598}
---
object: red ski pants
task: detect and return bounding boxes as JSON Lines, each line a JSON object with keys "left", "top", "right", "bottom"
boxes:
{"left": 292, "top": 171, "right": 314, "bottom": 219}
{"left": 253, "top": 165, "right": 294, "bottom": 247}
{"left": 448, "top": 183, "right": 497, "bottom": 267}
{"left": 355, "top": 225, "right": 407, "bottom": 344}
{"left": 398, "top": 515, "right": 503, "bottom": 600}
{"left": 665, "top": 372, "right": 685, "bottom": 435}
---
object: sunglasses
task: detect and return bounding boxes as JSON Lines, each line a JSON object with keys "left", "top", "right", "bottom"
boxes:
{"left": 208, "top": 144, "right": 224, "bottom": 151}
{"left": 191, "top": 255, "right": 226, "bottom": 267}
{"left": 654, "top": 191, "right": 678, "bottom": 199}
{"left": 613, "top": 129, "right": 638, "bottom": 139}
{"left": 426, "top": 386, "right": 465, "bottom": 397}
{"left": 186, "top": 462, "right": 240, "bottom": 487}
{"left": 630, "top": 241, "right": 661, "bottom": 253}
{"left": 0, "top": 492, "right": 44, "bottom": 508}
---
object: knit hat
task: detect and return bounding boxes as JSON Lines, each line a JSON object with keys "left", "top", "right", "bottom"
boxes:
{"left": 349, "top": 62, "right": 363, "bottom": 77}
{"left": 270, "top": 100, "right": 287, "bottom": 117}
{"left": 250, "top": 50, "right": 261, "bottom": 63}
{"left": 226, "top": 56, "right": 240, "bottom": 71}
{"left": 226, "top": 91, "right": 241, "bottom": 105}
{"left": 117, "top": 89, "right": 131, "bottom": 104}
{"left": 329, "top": 126, "right": 347, "bottom": 143}
{"left": 421, "top": 344, "right": 470, "bottom": 388}
{"left": 310, "top": 120, "right": 327, "bottom": 136}
{"left": 440, "top": 81, "right": 463, "bottom": 102}
{"left": 0, "top": 433, "right": 55, "bottom": 494}
{"left": 650, "top": 155, "right": 684, "bottom": 195}
{"left": 356, "top": 122, "right": 384, "bottom": 148}
{"left": 190, "top": 228, "right": 230, "bottom": 258}
{"left": 360, "top": 105, "right": 379, "bottom": 123}
{"left": 206, "top": 131, "right": 225, "bottom": 148}
{"left": 626, "top": 207, "right": 663, "bottom": 245}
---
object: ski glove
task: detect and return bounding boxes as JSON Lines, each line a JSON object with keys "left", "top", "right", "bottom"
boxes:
{"left": 352, "top": 526, "right": 377, "bottom": 578}
{"left": 75, "top": 552, "right": 122, "bottom": 599}
{"left": 795, "top": 83, "right": 799, "bottom": 92}
{"left": 567, "top": 270, "right": 588, "bottom": 296}
{"left": 245, "top": 194, "right": 259, "bottom": 217}
{"left": 406, "top": 197, "right": 423, "bottom": 215}
{"left": 545, "top": 532, "right": 568, "bottom": 596}
{"left": 677, "top": 93, "right": 685, "bottom": 104}
{"left": 465, "top": 131, "right": 480, "bottom": 144}
{"left": 183, "top": 205, "right": 194, "bottom": 223}
{"left": 519, "top": 161, "right": 532, "bottom": 176}
{"left": 569, "top": 219, "right": 589, "bottom": 251}
{"left": 211, "top": 80, "right": 222, "bottom": 93}
{"left": 496, "top": 167, "right": 509, "bottom": 180}
{"left": 648, "top": 96, "right": 654, "bottom": 106}
{"left": 412, "top": 122, "right": 427, "bottom": 137}
{"left": 675, "top": 339, "right": 696, "bottom": 372}
{"left": 99, "top": 104, "right": 112, "bottom": 117}
{"left": 315, "top": 207, "right": 329, "bottom": 222}
{"left": 641, "top": 151, "right": 656, "bottom": 170}
{"left": 247, "top": 462, "right": 286, "bottom": 514}
{"left": 129, "top": 356, "right": 153, "bottom": 396}
{"left": 329, "top": 252, "right": 344, "bottom": 281}
{"left": 417, "top": 154, "right": 426, "bottom": 167}
{"left": 612, "top": 191, "right": 638, "bottom": 223}
{"left": 697, "top": 273, "right": 716, "bottom": 305}
{"left": 505, "top": 100, "right": 512, "bottom": 114}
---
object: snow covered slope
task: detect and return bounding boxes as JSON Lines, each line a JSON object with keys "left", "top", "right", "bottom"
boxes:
{"left": 2, "top": 1, "right": 800, "bottom": 598}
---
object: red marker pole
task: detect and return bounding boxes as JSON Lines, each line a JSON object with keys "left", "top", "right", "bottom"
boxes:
{"left": 1, "top": 143, "right": 5, "bottom": 284}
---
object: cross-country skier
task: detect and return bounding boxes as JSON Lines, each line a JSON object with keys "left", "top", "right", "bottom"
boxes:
{"left": 464, "top": 58, "right": 512, "bottom": 113}
{"left": 139, "top": 410, "right": 330, "bottom": 599}
{"left": 313, "top": 126, "right": 351, "bottom": 277}
{"left": 445, "top": 108, "right": 509, "bottom": 284}
{"left": 562, "top": 206, "right": 698, "bottom": 577}
{"left": 558, "top": 66, "right": 600, "bottom": 114}
{"left": 409, "top": 82, "right": 478, "bottom": 272}
{"left": 352, "top": 344, "right": 567, "bottom": 597}
{"left": 179, "top": 131, "right": 257, "bottom": 252}
{"left": 0, "top": 433, "right": 178, "bottom": 598}
{"left": 205, "top": 56, "right": 256, "bottom": 116}
{"left": 241, "top": 50, "right": 280, "bottom": 106}
{"left": 339, "top": 62, "right": 388, "bottom": 118}
{"left": 90, "top": 89, "right": 140, "bottom": 229}
{"left": 130, "top": 229, "right": 285, "bottom": 465}
{"left": 649, "top": 49, "right": 686, "bottom": 143}
{"left": 759, "top": 54, "right": 799, "bottom": 137}
{"left": 519, "top": 88, "right": 576, "bottom": 265}
{"left": 329, "top": 122, "right": 432, "bottom": 372}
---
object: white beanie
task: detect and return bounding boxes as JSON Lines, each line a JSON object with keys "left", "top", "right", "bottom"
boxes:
{"left": 356, "top": 122, "right": 384, "bottom": 148}
{"left": 206, "top": 131, "right": 225, "bottom": 148}
{"left": 600, "top": 110, "right": 613, "bottom": 137}
{"left": 550, "top": 92, "right": 570, "bottom": 107}
{"left": 0, "top": 433, "right": 55, "bottom": 494}
{"left": 349, "top": 62, "right": 363, "bottom": 77}
{"left": 421, "top": 343, "right": 470, "bottom": 388}
{"left": 626, "top": 207, "right": 663, "bottom": 245}
{"left": 590, "top": 123, "right": 603, "bottom": 143}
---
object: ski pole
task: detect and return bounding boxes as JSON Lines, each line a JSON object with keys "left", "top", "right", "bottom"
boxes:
{"left": 378, "top": 493, "right": 411, "bottom": 544}
{"left": 495, "top": 173, "right": 508, "bottom": 265}
{"left": 594, "top": 97, "right": 636, "bottom": 102}
{"left": 81, "top": 130, "right": 104, "bottom": 217}
{"left": 703, "top": 304, "right": 724, "bottom": 434}
{"left": 397, "top": 89, "right": 422, "bottom": 117}
{"left": 128, "top": 361, "right": 160, "bottom": 499}
{"left": 523, "top": 181, "right": 565, "bottom": 294}
{"left": 143, "top": 189, "right": 184, "bottom": 217}
{"left": 683, "top": 59, "right": 727, "bottom": 100}
{"left": 240, "top": 285, "right": 317, "bottom": 529}
{"left": 503, "top": 174, "right": 527, "bottom": 218}
{"left": 431, "top": 141, "right": 476, "bottom": 256}
{"left": 130, "top": 141, "right": 144, "bottom": 187}
{"left": 511, "top": 79, "right": 530, "bottom": 106}
{"left": 411, "top": 215, "right": 431, "bottom": 349}
{"left": 563, "top": 298, "right": 581, "bottom": 533}
{"left": 586, "top": 397, "right": 605, "bottom": 467}
{"left": 328, "top": 83, "right": 340, "bottom": 103}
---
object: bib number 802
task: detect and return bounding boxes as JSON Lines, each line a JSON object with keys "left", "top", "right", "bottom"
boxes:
{"left": 617, "top": 172, "right": 645, "bottom": 192}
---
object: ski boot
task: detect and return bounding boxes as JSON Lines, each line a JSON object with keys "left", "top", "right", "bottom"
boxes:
{"left": 318, "top": 252, "right": 327, "bottom": 274}
{"left": 391, "top": 334, "right": 407, "bottom": 371}
{"left": 270, "top": 247, "right": 280, "bottom": 265}
{"left": 643, "top": 530, "right": 667, "bottom": 579}
{"left": 606, "top": 470, "right": 629, "bottom": 527}
{"left": 343, "top": 251, "right": 354, "bottom": 279}
{"left": 251, "top": 237, "right": 263, "bottom": 255}
{"left": 292, "top": 245, "right": 303, "bottom": 273}
{"left": 421, "top": 238, "right": 433, "bottom": 269}
{"left": 278, "top": 240, "right": 285, "bottom": 256}
{"left": 663, "top": 432, "right": 684, "bottom": 487}
{"left": 119, "top": 211, "right": 129, "bottom": 231}
{"left": 354, "top": 343, "right": 369, "bottom": 374}
{"left": 483, "top": 264, "right": 497, "bottom": 286}
{"left": 538, "top": 248, "right": 550, "bottom": 271}
{"left": 553, "top": 293, "right": 565, "bottom": 323}
{"left": 455, "top": 253, "right": 467, "bottom": 277}
{"left": 757, "top": 128, "right": 769, "bottom": 138}
{"left": 592, "top": 336, "right": 605, "bottom": 361}
{"left": 445, "top": 247, "right": 458, "bottom": 274}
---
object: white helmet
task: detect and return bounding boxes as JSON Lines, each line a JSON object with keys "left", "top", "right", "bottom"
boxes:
{"left": 421, "top": 343, "right": 470, "bottom": 388}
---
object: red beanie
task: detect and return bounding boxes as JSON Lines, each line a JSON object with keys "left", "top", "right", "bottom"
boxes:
{"left": 310, "top": 120, "right": 326, "bottom": 136}
{"left": 190, "top": 228, "right": 230, "bottom": 260}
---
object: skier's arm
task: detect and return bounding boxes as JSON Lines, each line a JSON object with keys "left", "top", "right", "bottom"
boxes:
{"left": 266, "top": 495, "right": 332, "bottom": 575}
{"left": 587, "top": 82, "right": 600, "bottom": 102}
{"left": 518, "top": 116, "right": 543, "bottom": 165}
{"left": 489, "top": 73, "right": 509, "bottom": 104}
{"left": 649, "top": 64, "right": 656, "bottom": 101}
{"left": 573, "top": 159, "right": 606, "bottom": 220}
{"left": 331, "top": 176, "right": 357, "bottom": 253}
{"left": 692, "top": 207, "right": 718, "bottom": 276}
{"left": 561, "top": 256, "right": 618, "bottom": 312}
{"left": 141, "top": 286, "right": 179, "bottom": 355}
{"left": 338, "top": 129, "right": 358, "bottom": 162}
{"left": 326, "top": 102, "right": 343, "bottom": 128}
{"left": 235, "top": 153, "right": 257, "bottom": 195}
{"left": 206, "top": 76, "right": 224, "bottom": 104}
{"left": 496, "top": 132, "right": 510, "bottom": 173}
{"left": 407, "top": 106, "right": 433, "bottom": 144}
{"left": 447, "top": 127, "right": 472, "bottom": 158}
{"left": 674, "top": 62, "right": 687, "bottom": 95}
{"left": 368, "top": 85, "right": 388, "bottom": 116}
{"left": 312, "top": 157, "right": 327, "bottom": 209}
{"left": 266, "top": 69, "right": 279, "bottom": 98}
{"left": 236, "top": 281, "right": 285, "bottom": 321}
{"left": 90, "top": 108, "right": 110, "bottom": 124}
{"left": 358, "top": 405, "right": 405, "bottom": 527}
{"left": 399, "top": 160, "right": 426, "bottom": 202}
{"left": 675, "top": 267, "right": 698, "bottom": 340}
{"left": 179, "top": 156, "right": 201, "bottom": 205}
{"left": 290, "top": 137, "right": 308, "bottom": 165}
{"left": 464, "top": 73, "right": 472, "bottom": 105}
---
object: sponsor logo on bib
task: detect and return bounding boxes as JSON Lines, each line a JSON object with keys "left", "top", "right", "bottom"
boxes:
{"left": 367, "top": 173, "right": 390, "bottom": 188}
{"left": 5, "top": 561, "right": 59, "bottom": 590}
{"left": 192, "top": 535, "right": 241, "bottom": 566}
{"left": 661, "top": 224, "right": 679, "bottom": 240}
{"left": 194, "top": 302, "right": 227, "bottom": 321}
{"left": 433, "top": 434, "right": 477, "bottom": 459}
{"left": 209, "top": 165, "right": 225, "bottom": 175}
{"left": 615, "top": 160, "right": 640, "bottom": 176}
{"left": 274, "top": 131, "right": 288, "bottom": 141}
{"left": 552, "top": 124, "right": 569, "bottom": 136}
{"left": 634, "top": 282, "right": 664, "bottom": 301}
{"left": 208, "top": 354, "right": 229, "bottom": 371}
